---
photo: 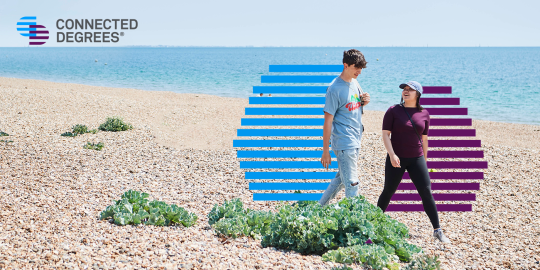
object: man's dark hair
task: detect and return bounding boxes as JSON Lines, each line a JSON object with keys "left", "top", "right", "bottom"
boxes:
{"left": 343, "top": 49, "right": 367, "bottom": 69}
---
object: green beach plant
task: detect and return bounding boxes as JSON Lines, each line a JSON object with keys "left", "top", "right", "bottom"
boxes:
{"left": 402, "top": 254, "right": 441, "bottom": 270}
{"left": 83, "top": 142, "right": 104, "bottom": 151}
{"left": 99, "top": 117, "right": 133, "bottom": 132}
{"left": 99, "top": 190, "right": 198, "bottom": 227}
{"left": 0, "top": 131, "right": 9, "bottom": 137}
{"left": 208, "top": 196, "right": 422, "bottom": 269}
{"left": 61, "top": 124, "right": 98, "bottom": 137}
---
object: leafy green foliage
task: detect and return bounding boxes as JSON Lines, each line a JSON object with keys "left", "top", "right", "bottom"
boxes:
{"left": 99, "top": 117, "right": 133, "bottom": 132}
{"left": 402, "top": 254, "right": 441, "bottom": 270}
{"left": 99, "top": 190, "right": 197, "bottom": 227}
{"left": 0, "top": 131, "right": 9, "bottom": 137}
{"left": 208, "top": 196, "right": 422, "bottom": 269}
{"left": 84, "top": 142, "right": 104, "bottom": 151}
{"left": 330, "top": 265, "right": 353, "bottom": 270}
{"left": 61, "top": 132, "right": 77, "bottom": 137}
{"left": 61, "top": 124, "right": 99, "bottom": 137}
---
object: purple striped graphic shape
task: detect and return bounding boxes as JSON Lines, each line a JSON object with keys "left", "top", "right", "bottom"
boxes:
{"left": 29, "top": 36, "right": 49, "bottom": 39}
{"left": 386, "top": 204, "right": 472, "bottom": 212}
{"left": 426, "top": 161, "right": 488, "bottom": 169}
{"left": 398, "top": 183, "right": 480, "bottom": 190}
{"left": 403, "top": 172, "right": 483, "bottom": 179}
{"left": 29, "top": 42, "right": 46, "bottom": 45}
{"left": 425, "top": 108, "right": 468, "bottom": 115}
{"left": 429, "top": 129, "right": 476, "bottom": 137}
{"left": 391, "top": 193, "right": 476, "bottom": 201}
{"left": 430, "top": 118, "right": 472, "bottom": 126}
{"left": 428, "top": 140, "right": 481, "bottom": 147}
{"left": 423, "top": 86, "right": 452, "bottom": 94}
{"left": 29, "top": 25, "right": 45, "bottom": 28}
{"left": 419, "top": 98, "right": 459, "bottom": 105}
{"left": 30, "top": 31, "right": 49, "bottom": 34}
{"left": 428, "top": 151, "right": 484, "bottom": 158}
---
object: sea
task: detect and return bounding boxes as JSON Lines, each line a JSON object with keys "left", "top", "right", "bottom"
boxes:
{"left": 0, "top": 47, "right": 539, "bottom": 125}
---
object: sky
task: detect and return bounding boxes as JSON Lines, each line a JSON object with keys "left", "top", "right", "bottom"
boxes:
{"left": 1, "top": 0, "right": 539, "bottom": 47}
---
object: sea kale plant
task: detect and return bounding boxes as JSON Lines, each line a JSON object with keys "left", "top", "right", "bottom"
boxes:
{"left": 61, "top": 124, "right": 98, "bottom": 137}
{"left": 83, "top": 142, "right": 104, "bottom": 151}
{"left": 99, "top": 117, "right": 133, "bottom": 132}
{"left": 100, "top": 190, "right": 198, "bottom": 227}
{"left": 209, "top": 196, "right": 423, "bottom": 270}
{"left": 0, "top": 131, "right": 9, "bottom": 137}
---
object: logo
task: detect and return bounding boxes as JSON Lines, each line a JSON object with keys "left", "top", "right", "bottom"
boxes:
{"left": 17, "top": 16, "right": 49, "bottom": 46}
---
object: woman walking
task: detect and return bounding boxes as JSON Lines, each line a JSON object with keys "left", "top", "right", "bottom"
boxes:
{"left": 377, "top": 81, "right": 450, "bottom": 243}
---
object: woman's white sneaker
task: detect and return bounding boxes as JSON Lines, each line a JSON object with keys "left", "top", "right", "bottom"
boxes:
{"left": 433, "top": 229, "right": 451, "bottom": 243}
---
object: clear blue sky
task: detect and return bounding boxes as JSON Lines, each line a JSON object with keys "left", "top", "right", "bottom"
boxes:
{"left": 1, "top": 0, "right": 539, "bottom": 47}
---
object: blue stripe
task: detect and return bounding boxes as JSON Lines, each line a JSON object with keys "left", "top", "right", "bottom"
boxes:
{"left": 237, "top": 129, "right": 322, "bottom": 137}
{"left": 250, "top": 183, "right": 329, "bottom": 190}
{"left": 261, "top": 76, "right": 336, "bottom": 83}
{"left": 233, "top": 140, "right": 323, "bottom": 147}
{"left": 249, "top": 97, "right": 325, "bottom": 105}
{"left": 269, "top": 65, "right": 342, "bottom": 72}
{"left": 20, "top": 33, "right": 37, "bottom": 37}
{"left": 245, "top": 108, "right": 322, "bottom": 115}
{"left": 238, "top": 150, "right": 335, "bottom": 158}
{"left": 253, "top": 193, "right": 323, "bottom": 201}
{"left": 241, "top": 118, "right": 324, "bottom": 126}
{"left": 253, "top": 86, "right": 328, "bottom": 94}
{"left": 245, "top": 172, "right": 336, "bottom": 179}
{"left": 236, "top": 150, "right": 336, "bottom": 158}
{"left": 20, "top": 16, "right": 37, "bottom": 20}
{"left": 241, "top": 161, "right": 336, "bottom": 169}
{"left": 17, "top": 22, "right": 36, "bottom": 25}
{"left": 17, "top": 28, "right": 36, "bottom": 31}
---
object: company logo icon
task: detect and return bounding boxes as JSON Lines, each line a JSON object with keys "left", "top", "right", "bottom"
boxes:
{"left": 17, "top": 16, "right": 49, "bottom": 45}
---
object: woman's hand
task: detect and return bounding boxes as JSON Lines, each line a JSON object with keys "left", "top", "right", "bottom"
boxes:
{"left": 321, "top": 151, "right": 332, "bottom": 169}
{"left": 390, "top": 154, "right": 401, "bottom": 168}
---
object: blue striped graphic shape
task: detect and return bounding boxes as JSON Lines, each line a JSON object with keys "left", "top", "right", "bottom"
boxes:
{"left": 250, "top": 183, "right": 329, "bottom": 190}
{"left": 233, "top": 140, "right": 323, "bottom": 147}
{"left": 245, "top": 108, "right": 322, "bottom": 115}
{"left": 253, "top": 86, "right": 327, "bottom": 94}
{"left": 249, "top": 97, "right": 325, "bottom": 105}
{"left": 17, "top": 28, "right": 37, "bottom": 31}
{"left": 20, "top": 33, "right": 37, "bottom": 37}
{"left": 237, "top": 150, "right": 335, "bottom": 158}
{"left": 245, "top": 172, "right": 336, "bottom": 179}
{"left": 237, "top": 129, "right": 322, "bottom": 137}
{"left": 269, "top": 65, "right": 342, "bottom": 72}
{"left": 17, "top": 22, "right": 36, "bottom": 25}
{"left": 20, "top": 16, "right": 37, "bottom": 20}
{"left": 253, "top": 193, "right": 323, "bottom": 201}
{"left": 241, "top": 161, "right": 336, "bottom": 169}
{"left": 261, "top": 76, "right": 336, "bottom": 83}
{"left": 241, "top": 118, "right": 324, "bottom": 126}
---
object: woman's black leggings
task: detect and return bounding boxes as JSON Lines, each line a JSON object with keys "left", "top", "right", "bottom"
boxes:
{"left": 377, "top": 155, "right": 440, "bottom": 229}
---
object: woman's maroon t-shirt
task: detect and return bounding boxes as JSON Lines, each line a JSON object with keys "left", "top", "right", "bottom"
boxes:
{"left": 382, "top": 105, "right": 430, "bottom": 158}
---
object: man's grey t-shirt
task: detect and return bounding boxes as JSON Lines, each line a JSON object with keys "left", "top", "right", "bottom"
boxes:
{"left": 323, "top": 77, "right": 364, "bottom": 151}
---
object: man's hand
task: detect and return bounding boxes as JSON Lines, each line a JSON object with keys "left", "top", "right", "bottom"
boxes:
{"left": 321, "top": 151, "right": 332, "bottom": 169}
{"left": 362, "top": 93, "right": 370, "bottom": 106}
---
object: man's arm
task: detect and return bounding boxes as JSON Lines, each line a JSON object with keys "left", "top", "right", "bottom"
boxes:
{"left": 321, "top": 112, "right": 334, "bottom": 169}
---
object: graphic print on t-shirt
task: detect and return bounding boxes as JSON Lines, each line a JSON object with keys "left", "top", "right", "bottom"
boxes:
{"left": 345, "top": 94, "right": 361, "bottom": 111}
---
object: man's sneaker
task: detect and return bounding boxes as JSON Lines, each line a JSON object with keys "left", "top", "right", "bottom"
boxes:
{"left": 433, "top": 229, "right": 451, "bottom": 243}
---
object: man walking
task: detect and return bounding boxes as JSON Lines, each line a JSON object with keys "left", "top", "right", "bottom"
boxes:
{"left": 319, "top": 49, "right": 370, "bottom": 205}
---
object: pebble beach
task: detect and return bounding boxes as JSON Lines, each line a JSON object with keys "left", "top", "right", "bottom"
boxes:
{"left": 1, "top": 77, "right": 539, "bottom": 269}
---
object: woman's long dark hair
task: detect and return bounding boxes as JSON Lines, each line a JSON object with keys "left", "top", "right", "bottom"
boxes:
{"left": 400, "top": 91, "right": 424, "bottom": 111}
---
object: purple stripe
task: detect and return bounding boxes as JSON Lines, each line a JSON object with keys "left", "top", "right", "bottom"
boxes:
{"left": 425, "top": 108, "right": 468, "bottom": 115}
{"left": 429, "top": 129, "right": 476, "bottom": 137}
{"left": 29, "top": 42, "right": 46, "bottom": 45}
{"left": 403, "top": 172, "right": 483, "bottom": 179}
{"left": 30, "top": 31, "right": 49, "bottom": 34}
{"left": 428, "top": 140, "right": 481, "bottom": 147}
{"left": 419, "top": 98, "right": 459, "bottom": 105}
{"left": 427, "top": 161, "right": 488, "bottom": 169}
{"left": 29, "top": 36, "right": 49, "bottom": 39}
{"left": 428, "top": 151, "right": 484, "bottom": 158}
{"left": 423, "top": 86, "right": 452, "bottom": 94}
{"left": 430, "top": 118, "right": 472, "bottom": 126}
{"left": 398, "top": 183, "right": 480, "bottom": 190}
{"left": 386, "top": 204, "right": 472, "bottom": 211}
{"left": 391, "top": 193, "right": 476, "bottom": 201}
{"left": 29, "top": 25, "right": 46, "bottom": 28}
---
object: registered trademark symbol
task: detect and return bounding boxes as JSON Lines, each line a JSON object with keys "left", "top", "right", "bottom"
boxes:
{"left": 120, "top": 32, "right": 124, "bottom": 36}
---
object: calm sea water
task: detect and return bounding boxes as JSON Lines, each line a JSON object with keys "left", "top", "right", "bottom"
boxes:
{"left": 1, "top": 47, "right": 539, "bottom": 125}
